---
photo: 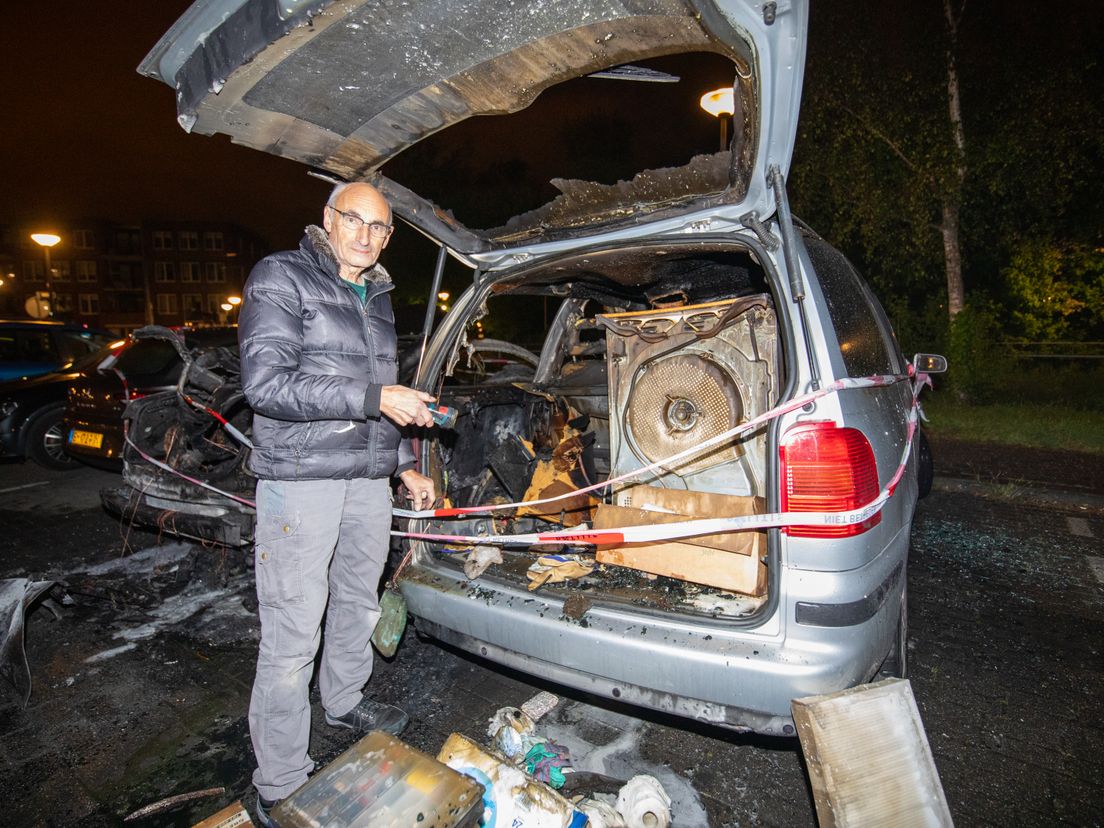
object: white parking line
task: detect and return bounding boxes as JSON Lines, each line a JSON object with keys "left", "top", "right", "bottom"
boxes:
{"left": 0, "top": 481, "right": 51, "bottom": 494}
{"left": 1089, "top": 557, "right": 1104, "bottom": 586}
{"left": 1067, "top": 517, "right": 1094, "bottom": 538}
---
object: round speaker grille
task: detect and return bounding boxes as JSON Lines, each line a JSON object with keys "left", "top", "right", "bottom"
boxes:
{"left": 625, "top": 354, "right": 744, "bottom": 475}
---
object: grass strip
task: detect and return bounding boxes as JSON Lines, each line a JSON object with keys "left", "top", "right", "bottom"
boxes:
{"left": 922, "top": 398, "right": 1104, "bottom": 454}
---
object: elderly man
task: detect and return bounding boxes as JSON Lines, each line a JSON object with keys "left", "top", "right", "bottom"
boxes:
{"left": 238, "top": 182, "right": 436, "bottom": 822}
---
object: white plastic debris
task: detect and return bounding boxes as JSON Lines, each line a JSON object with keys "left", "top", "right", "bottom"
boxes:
{"left": 616, "top": 774, "right": 672, "bottom": 828}
{"left": 578, "top": 798, "right": 627, "bottom": 827}
{"left": 486, "top": 706, "right": 537, "bottom": 759}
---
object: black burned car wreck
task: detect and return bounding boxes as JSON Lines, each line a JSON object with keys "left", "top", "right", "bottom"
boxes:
{"left": 102, "top": 327, "right": 256, "bottom": 546}
{"left": 137, "top": 0, "right": 943, "bottom": 735}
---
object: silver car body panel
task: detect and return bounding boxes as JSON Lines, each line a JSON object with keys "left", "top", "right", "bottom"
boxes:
{"left": 401, "top": 224, "right": 916, "bottom": 733}
{"left": 139, "top": 0, "right": 808, "bottom": 260}
{"left": 140, "top": 0, "right": 919, "bottom": 736}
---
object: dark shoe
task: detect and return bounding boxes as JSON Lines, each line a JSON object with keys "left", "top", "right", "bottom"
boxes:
{"left": 255, "top": 795, "right": 281, "bottom": 828}
{"left": 325, "top": 697, "right": 409, "bottom": 736}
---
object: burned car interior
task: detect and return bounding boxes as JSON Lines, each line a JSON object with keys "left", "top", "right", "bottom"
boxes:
{"left": 418, "top": 242, "right": 780, "bottom": 617}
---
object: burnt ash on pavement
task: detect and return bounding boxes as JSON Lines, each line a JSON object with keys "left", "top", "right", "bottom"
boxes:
{"left": 0, "top": 444, "right": 1100, "bottom": 826}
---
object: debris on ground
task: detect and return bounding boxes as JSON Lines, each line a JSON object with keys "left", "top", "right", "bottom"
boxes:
{"left": 123, "top": 785, "right": 225, "bottom": 821}
{"left": 190, "top": 801, "right": 254, "bottom": 828}
{"left": 616, "top": 774, "right": 673, "bottom": 828}
{"left": 273, "top": 730, "right": 484, "bottom": 827}
{"left": 792, "top": 678, "right": 953, "bottom": 828}
{"left": 0, "top": 578, "right": 55, "bottom": 706}
{"left": 438, "top": 731, "right": 587, "bottom": 827}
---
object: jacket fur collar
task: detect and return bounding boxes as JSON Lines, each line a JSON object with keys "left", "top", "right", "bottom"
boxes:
{"left": 304, "top": 224, "right": 392, "bottom": 285}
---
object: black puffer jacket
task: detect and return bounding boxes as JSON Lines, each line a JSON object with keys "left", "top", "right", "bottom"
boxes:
{"left": 239, "top": 226, "right": 414, "bottom": 480}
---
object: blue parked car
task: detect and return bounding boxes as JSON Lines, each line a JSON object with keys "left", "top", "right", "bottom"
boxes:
{"left": 0, "top": 320, "right": 117, "bottom": 382}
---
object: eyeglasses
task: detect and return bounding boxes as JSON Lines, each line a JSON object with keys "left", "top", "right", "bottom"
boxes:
{"left": 328, "top": 206, "right": 394, "bottom": 238}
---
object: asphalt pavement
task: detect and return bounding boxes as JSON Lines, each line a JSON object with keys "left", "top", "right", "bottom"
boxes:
{"left": 0, "top": 455, "right": 1101, "bottom": 827}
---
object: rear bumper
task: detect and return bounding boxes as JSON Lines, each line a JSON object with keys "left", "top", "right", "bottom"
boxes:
{"left": 101, "top": 485, "right": 254, "bottom": 546}
{"left": 399, "top": 528, "right": 908, "bottom": 736}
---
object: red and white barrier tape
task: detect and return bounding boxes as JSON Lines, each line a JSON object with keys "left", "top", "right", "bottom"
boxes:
{"left": 124, "top": 431, "right": 258, "bottom": 509}
{"left": 392, "top": 377, "right": 924, "bottom": 547}
{"left": 180, "top": 393, "right": 254, "bottom": 449}
{"left": 393, "top": 370, "right": 919, "bottom": 521}
{"left": 123, "top": 367, "right": 929, "bottom": 544}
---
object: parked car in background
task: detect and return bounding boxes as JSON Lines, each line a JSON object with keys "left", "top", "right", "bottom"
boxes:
{"left": 142, "top": 0, "right": 945, "bottom": 735}
{"left": 0, "top": 343, "right": 122, "bottom": 470}
{"left": 65, "top": 326, "right": 239, "bottom": 470}
{"left": 0, "top": 320, "right": 116, "bottom": 382}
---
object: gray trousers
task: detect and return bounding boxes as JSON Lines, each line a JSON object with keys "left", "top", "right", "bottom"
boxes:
{"left": 248, "top": 477, "right": 392, "bottom": 800}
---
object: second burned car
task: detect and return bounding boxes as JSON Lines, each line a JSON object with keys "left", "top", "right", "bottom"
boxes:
{"left": 135, "top": 0, "right": 942, "bottom": 735}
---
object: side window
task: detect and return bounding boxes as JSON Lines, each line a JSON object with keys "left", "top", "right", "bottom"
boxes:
{"left": 804, "top": 238, "right": 900, "bottom": 376}
{"left": 18, "top": 330, "right": 56, "bottom": 363}
{"left": 55, "top": 332, "right": 100, "bottom": 362}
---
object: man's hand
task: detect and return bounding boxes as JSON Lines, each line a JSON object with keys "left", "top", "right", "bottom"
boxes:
{"left": 380, "top": 385, "right": 436, "bottom": 427}
{"left": 399, "top": 469, "right": 436, "bottom": 510}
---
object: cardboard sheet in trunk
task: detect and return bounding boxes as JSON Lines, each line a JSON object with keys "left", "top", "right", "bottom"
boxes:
{"left": 594, "top": 486, "right": 766, "bottom": 595}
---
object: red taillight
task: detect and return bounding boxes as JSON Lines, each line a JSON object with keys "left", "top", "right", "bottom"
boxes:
{"left": 780, "top": 422, "right": 880, "bottom": 537}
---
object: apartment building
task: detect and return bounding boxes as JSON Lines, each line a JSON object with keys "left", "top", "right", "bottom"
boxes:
{"left": 1, "top": 220, "right": 267, "bottom": 334}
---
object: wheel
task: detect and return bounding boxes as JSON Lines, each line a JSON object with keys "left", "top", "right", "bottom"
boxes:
{"left": 916, "top": 428, "right": 934, "bottom": 499}
{"left": 26, "top": 405, "right": 78, "bottom": 471}
{"left": 876, "top": 583, "right": 908, "bottom": 680}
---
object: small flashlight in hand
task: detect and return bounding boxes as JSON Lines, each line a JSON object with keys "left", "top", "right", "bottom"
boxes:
{"left": 427, "top": 404, "right": 458, "bottom": 429}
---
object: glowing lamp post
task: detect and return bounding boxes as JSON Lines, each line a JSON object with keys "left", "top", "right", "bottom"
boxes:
{"left": 224, "top": 295, "right": 242, "bottom": 324}
{"left": 700, "top": 88, "right": 735, "bottom": 152}
{"left": 31, "top": 233, "right": 62, "bottom": 318}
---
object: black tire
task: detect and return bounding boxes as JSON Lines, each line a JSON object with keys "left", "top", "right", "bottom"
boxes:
{"left": 27, "top": 405, "right": 79, "bottom": 471}
{"left": 917, "top": 428, "right": 934, "bottom": 499}
{"left": 876, "top": 583, "right": 908, "bottom": 680}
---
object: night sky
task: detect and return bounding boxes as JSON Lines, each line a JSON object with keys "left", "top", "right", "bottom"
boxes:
{"left": 1, "top": 3, "right": 734, "bottom": 262}
{"left": 1, "top": 3, "right": 325, "bottom": 251}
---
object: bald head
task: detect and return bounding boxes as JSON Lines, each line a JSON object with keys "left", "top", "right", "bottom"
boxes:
{"left": 322, "top": 182, "right": 393, "bottom": 281}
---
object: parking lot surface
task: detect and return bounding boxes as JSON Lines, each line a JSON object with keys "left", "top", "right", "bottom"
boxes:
{"left": 0, "top": 453, "right": 1100, "bottom": 826}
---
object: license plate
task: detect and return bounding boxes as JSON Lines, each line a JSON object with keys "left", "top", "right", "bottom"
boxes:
{"left": 69, "top": 429, "right": 103, "bottom": 449}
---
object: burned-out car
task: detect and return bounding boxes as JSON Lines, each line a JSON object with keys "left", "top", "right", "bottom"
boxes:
{"left": 140, "top": 0, "right": 941, "bottom": 735}
{"left": 101, "top": 327, "right": 257, "bottom": 546}
{"left": 103, "top": 325, "right": 427, "bottom": 544}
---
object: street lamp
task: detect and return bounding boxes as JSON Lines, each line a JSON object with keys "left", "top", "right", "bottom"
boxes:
{"left": 700, "top": 87, "right": 735, "bottom": 152}
{"left": 227, "top": 295, "right": 242, "bottom": 306}
{"left": 31, "top": 232, "right": 61, "bottom": 318}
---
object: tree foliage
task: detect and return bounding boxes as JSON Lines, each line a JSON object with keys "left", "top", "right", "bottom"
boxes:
{"left": 791, "top": 0, "right": 1104, "bottom": 345}
{"left": 1003, "top": 241, "right": 1104, "bottom": 341}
